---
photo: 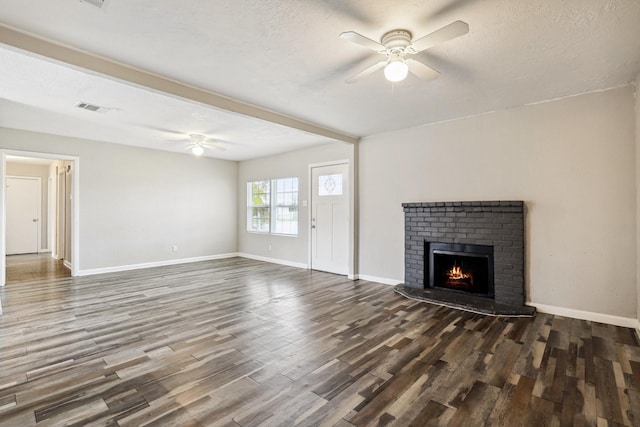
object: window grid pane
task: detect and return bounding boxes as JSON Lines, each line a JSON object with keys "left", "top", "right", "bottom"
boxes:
{"left": 247, "top": 180, "right": 270, "bottom": 232}
{"left": 273, "top": 177, "right": 298, "bottom": 235}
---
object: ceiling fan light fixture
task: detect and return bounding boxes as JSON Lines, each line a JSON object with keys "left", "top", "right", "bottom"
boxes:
{"left": 341, "top": 22, "right": 468, "bottom": 84}
{"left": 384, "top": 59, "right": 408, "bottom": 82}
{"left": 192, "top": 145, "right": 204, "bottom": 156}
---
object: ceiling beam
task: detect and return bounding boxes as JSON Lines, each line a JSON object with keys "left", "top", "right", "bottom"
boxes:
{"left": 0, "top": 24, "right": 360, "bottom": 145}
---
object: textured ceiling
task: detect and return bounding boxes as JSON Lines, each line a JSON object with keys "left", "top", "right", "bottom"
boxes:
{"left": 0, "top": 0, "right": 639, "bottom": 160}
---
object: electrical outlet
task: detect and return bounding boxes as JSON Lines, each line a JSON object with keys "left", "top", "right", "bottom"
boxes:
{"left": 268, "top": 244, "right": 272, "bottom": 251}
{"left": 171, "top": 245, "right": 178, "bottom": 252}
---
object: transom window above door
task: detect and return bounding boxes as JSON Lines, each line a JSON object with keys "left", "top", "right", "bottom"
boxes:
{"left": 318, "top": 173, "right": 343, "bottom": 196}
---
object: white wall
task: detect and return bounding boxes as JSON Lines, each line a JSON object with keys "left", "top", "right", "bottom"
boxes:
{"left": 238, "top": 142, "right": 354, "bottom": 265}
{"left": 0, "top": 127, "right": 238, "bottom": 271}
{"left": 6, "top": 161, "right": 50, "bottom": 250}
{"left": 359, "top": 86, "right": 637, "bottom": 319}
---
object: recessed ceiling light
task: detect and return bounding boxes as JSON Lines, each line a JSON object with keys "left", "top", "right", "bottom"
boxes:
{"left": 80, "top": 0, "right": 106, "bottom": 9}
{"left": 76, "top": 102, "right": 113, "bottom": 113}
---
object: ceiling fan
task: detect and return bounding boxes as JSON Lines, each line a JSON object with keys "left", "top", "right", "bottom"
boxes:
{"left": 339, "top": 20, "right": 469, "bottom": 83}
{"left": 172, "top": 133, "right": 226, "bottom": 156}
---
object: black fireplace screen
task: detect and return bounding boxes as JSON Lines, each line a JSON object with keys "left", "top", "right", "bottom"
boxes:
{"left": 427, "top": 242, "right": 494, "bottom": 298}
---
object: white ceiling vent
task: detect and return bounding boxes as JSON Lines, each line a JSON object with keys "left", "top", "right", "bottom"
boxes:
{"left": 80, "top": 0, "right": 106, "bottom": 9}
{"left": 76, "top": 102, "right": 111, "bottom": 113}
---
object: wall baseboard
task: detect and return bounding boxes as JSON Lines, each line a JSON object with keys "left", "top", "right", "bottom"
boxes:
{"left": 237, "top": 253, "right": 307, "bottom": 270}
{"left": 351, "top": 277, "right": 640, "bottom": 329}
{"left": 529, "top": 302, "right": 640, "bottom": 329}
{"left": 77, "top": 253, "right": 239, "bottom": 276}
{"left": 357, "top": 274, "right": 402, "bottom": 286}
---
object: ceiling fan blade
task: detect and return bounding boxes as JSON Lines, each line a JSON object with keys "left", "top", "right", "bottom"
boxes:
{"left": 410, "top": 20, "right": 469, "bottom": 52}
{"left": 339, "top": 31, "right": 385, "bottom": 52}
{"left": 406, "top": 59, "right": 441, "bottom": 81}
{"left": 201, "top": 139, "right": 227, "bottom": 152}
{"left": 345, "top": 61, "right": 386, "bottom": 84}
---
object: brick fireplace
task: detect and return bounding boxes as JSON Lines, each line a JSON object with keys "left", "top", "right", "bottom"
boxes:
{"left": 396, "top": 201, "right": 534, "bottom": 316}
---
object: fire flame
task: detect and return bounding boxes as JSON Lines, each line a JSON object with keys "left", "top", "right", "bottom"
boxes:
{"left": 448, "top": 264, "right": 472, "bottom": 282}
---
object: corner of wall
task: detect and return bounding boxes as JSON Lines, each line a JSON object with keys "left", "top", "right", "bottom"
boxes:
{"left": 636, "top": 74, "right": 640, "bottom": 325}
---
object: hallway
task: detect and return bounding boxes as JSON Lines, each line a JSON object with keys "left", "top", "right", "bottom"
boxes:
{"left": 6, "top": 253, "right": 70, "bottom": 284}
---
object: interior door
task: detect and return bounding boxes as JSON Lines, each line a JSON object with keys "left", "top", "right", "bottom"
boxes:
{"left": 311, "top": 163, "right": 349, "bottom": 275}
{"left": 6, "top": 177, "right": 40, "bottom": 255}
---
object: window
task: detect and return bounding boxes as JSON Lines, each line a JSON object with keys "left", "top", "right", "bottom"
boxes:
{"left": 247, "top": 177, "right": 299, "bottom": 235}
{"left": 247, "top": 180, "right": 270, "bottom": 233}
{"left": 273, "top": 177, "right": 298, "bottom": 235}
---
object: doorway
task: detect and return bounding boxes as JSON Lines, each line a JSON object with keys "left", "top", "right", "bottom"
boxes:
{"left": 0, "top": 151, "right": 80, "bottom": 286}
{"left": 310, "top": 162, "right": 350, "bottom": 275}
{"left": 55, "top": 163, "right": 73, "bottom": 265}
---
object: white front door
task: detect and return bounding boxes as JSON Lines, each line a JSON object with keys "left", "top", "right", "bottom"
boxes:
{"left": 6, "top": 176, "right": 40, "bottom": 255}
{"left": 311, "top": 163, "right": 349, "bottom": 275}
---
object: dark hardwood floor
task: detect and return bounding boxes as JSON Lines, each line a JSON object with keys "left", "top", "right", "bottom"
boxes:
{"left": 0, "top": 257, "right": 639, "bottom": 426}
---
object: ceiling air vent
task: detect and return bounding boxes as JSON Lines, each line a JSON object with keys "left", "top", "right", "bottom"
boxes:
{"left": 76, "top": 102, "right": 111, "bottom": 113}
{"left": 81, "top": 0, "right": 106, "bottom": 8}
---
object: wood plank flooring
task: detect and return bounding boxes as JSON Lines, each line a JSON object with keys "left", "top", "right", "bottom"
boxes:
{"left": 6, "top": 254, "right": 70, "bottom": 284}
{"left": 0, "top": 257, "right": 639, "bottom": 426}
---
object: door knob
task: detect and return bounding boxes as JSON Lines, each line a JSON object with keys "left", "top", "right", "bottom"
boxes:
{"left": 32, "top": 219, "right": 38, "bottom": 222}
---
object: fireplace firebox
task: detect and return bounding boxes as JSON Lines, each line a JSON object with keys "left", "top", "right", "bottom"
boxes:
{"left": 428, "top": 242, "right": 494, "bottom": 298}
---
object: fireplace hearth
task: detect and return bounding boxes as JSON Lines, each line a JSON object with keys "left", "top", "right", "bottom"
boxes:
{"left": 396, "top": 201, "right": 535, "bottom": 316}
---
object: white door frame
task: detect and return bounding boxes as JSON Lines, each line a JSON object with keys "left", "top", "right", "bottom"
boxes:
{"left": 0, "top": 150, "right": 80, "bottom": 286}
{"left": 48, "top": 176, "right": 55, "bottom": 256}
{"left": 308, "top": 159, "right": 355, "bottom": 278}
{"left": 6, "top": 175, "right": 42, "bottom": 254}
